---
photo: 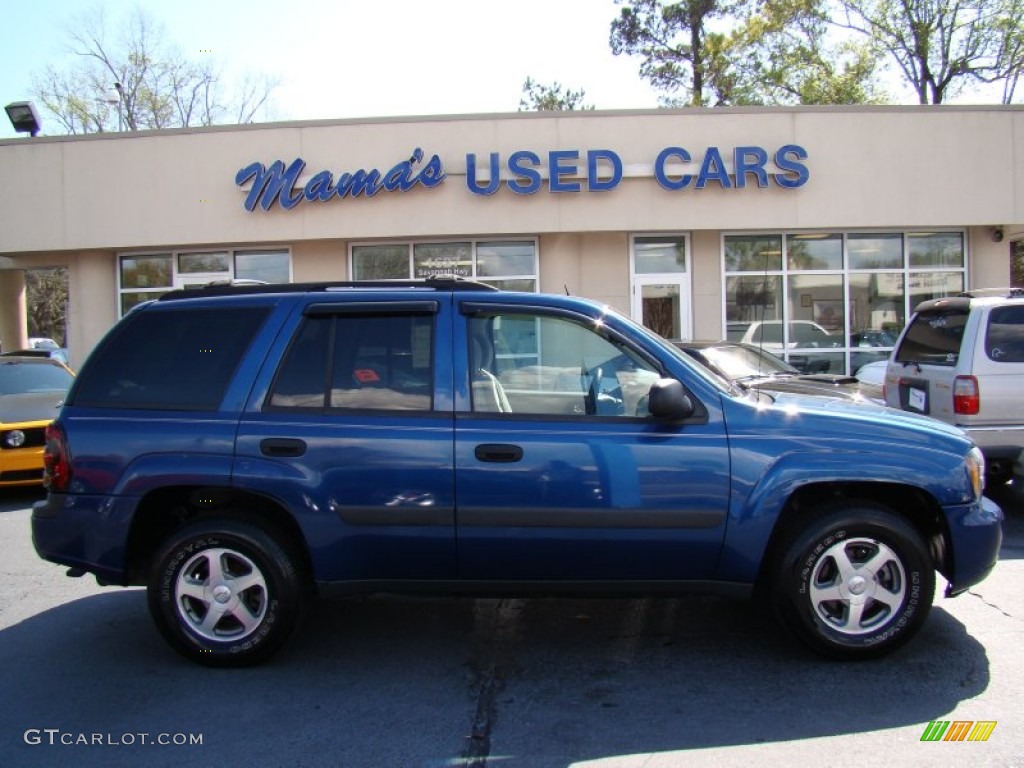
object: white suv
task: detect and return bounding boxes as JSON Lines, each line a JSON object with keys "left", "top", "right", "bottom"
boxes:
{"left": 885, "top": 289, "right": 1024, "bottom": 483}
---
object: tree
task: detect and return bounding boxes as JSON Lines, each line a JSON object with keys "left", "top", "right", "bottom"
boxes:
{"left": 25, "top": 268, "right": 69, "bottom": 347}
{"left": 609, "top": 0, "right": 885, "bottom": 106}
{"left": 518, "top": 77, "right": 595, "bottom": 110}
{"left": 610, "top": 0, "right": 733, "bottom": 106}
{"left": 32, "top": 7, "right": 277, "bottom": 134}
{"left": 832, "top": 0, "right": 1024, "bottom": 104}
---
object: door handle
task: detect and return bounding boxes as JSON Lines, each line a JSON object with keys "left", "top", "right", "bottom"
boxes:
{"left": 260, "top": 438, "right": 307, "bottom": 457}
{"left": 474, "top": 443, "right": 523, "bottom": 463}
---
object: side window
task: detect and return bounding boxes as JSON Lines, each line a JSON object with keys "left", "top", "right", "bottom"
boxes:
{"left": 71, "top": 307, "right": 269, "bottom": 410}
{"left": 986, "top": 305, "right": 1024, "bottom": 363}
{"left": 269, "top": 312, "right": 434, "bottom": 411}
{"left": 468, "top": 312, "right": 660, "bottom": 417}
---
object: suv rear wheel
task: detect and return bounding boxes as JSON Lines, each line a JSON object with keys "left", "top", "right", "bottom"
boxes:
{"left": 772, "top": 502, "right": 934, "bottom": 660}
{"left": 147, "top": 519, "right": 306, "bottom": 667}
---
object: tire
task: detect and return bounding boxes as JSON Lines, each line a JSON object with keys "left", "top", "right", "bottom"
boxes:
{"left": 771, "top": 502, "right": 934, "bottom": 660}
{"left": 147, "top": 519, "right": 306, "bottom": 667}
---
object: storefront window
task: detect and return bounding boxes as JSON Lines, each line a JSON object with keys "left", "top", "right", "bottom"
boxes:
{"left": 787, "top": 234, "right": 843, "bottom": 270}
{"left": 414, "top": 243, "right": 472, "bottom": 278}
{"left": 724, "top": 231, "right": 965, "bottom": 375}
{"left": 236, "top": 250, "right": 290, "bottom": 283}
{"left": 121, "top": 254, "right": 172, "bottom": 289}
{"left": 118, "top": 248, "right": 291, "bottom": 316}
{"left": 724, "top": 235, "right": 783, "bottom": 272}
{"left": 848, "top": 233, "right": 903, "bottom": 270}
{"left": 909, "top": 232, "right": 964, "bottom": 268}
{"left": 179, "top": 252, "right": 229, "bottom": 274}
{"left": 477, "top": 241, "right": 536, "bottom": 277}
{"left": 351, "top": 240, "right": 537, "bottom": 291}
{"left": 352, "top": 245, "right": 409, "bottom": 280}
{"left": 634, "top": 236, "right": 687, "bottom": 274}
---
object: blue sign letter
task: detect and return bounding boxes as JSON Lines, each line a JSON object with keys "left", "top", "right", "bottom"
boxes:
{"left": 654, "top": 147, "right": 692, "bottom": 190}
{"left": 774, "top": 145, "right": 809, "bottom": 188}
{"left": 587, "top": 149, "right": 622, "bottom": 191}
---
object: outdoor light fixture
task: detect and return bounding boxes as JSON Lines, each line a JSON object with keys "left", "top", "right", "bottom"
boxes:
{"left": 5, "top": 101, "right": 41, "bottom": 136}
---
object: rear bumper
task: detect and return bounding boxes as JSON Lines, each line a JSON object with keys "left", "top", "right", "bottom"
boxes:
{"left": 31, "top": 493, "right": 135, "bottom": 586}
{"left": 943, "top": 495, "right": 1003, "bottom": 597}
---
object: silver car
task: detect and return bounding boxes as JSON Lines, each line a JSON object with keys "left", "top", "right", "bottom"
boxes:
{"left": 885, "top": 289, "right": 1024, "bottom": 483}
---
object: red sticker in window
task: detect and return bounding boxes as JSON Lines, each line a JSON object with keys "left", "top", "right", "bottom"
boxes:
{"left": 354, "top": 369, "right": 381, "bottom": 383}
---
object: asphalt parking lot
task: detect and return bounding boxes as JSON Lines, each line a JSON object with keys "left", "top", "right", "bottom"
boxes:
{"left": 0, "top": 485, "right": 1021, "bottom": 768}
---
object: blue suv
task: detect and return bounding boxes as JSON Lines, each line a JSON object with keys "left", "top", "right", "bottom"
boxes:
{"left": 32, "top": 280, "right": 1002, "bottom": 666}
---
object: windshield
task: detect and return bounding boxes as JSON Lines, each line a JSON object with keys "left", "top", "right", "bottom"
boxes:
{"left": 0, "top": 361, "right": 74, "bottom": 395}
{"left": 699, "top": 345, "right": 796, "bottom": 379}
{"left": 895, "top": 309, "right": 968, "bottom": 366}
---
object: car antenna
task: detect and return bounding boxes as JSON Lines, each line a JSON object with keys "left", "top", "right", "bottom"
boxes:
{"left": 564, "top": 284, "right": 571, "bottom": 296}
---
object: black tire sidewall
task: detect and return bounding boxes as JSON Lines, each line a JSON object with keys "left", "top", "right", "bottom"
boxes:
{"left": 148, "top": 520, "right": 302, "bottom": 667}
{"left": 776, "top": 506, "right": 934, "bottom": 660}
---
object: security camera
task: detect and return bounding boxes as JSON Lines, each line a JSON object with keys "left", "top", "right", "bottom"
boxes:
{"left": 992, "top": 227, "right": 1004, "bottom": 243}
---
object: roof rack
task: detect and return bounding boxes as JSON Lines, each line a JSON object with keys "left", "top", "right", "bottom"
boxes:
{"left": 958, "top": 287, "right": 1024, "bottom": 299}
{"left": 159, "top": 276, "right": 499, "bottom": 302}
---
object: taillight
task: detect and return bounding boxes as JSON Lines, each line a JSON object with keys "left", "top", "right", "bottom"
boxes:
{"left": 43, "top": 423, "right": 72, "bottom": 491}
{"left": 953, "top": 375, "right": 980, "bottom": 415}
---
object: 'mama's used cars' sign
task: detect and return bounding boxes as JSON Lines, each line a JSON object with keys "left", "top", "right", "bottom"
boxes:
{"left": 235, "top": 145, "right": 809, "bottom": 212}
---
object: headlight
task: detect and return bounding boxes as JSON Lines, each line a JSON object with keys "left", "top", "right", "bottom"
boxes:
{"left": 3, "top": 430, "right": 26, "bottom": 448}
{"left": 966, "top": 446, "right": 985, "bottom": 499}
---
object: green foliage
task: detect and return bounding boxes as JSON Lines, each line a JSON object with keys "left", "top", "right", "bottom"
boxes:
{"left": 519, "top": 77, "right": 595, "bottom": 110}
{"left": 610, "top": 0, "right": 1021, "bottom": 105}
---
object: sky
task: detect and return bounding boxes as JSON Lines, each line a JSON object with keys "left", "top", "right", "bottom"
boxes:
{"left": 0, "top": 0, "right": 667, "bottom": 138}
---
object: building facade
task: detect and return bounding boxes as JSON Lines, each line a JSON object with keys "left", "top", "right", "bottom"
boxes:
{"left": 1, "top": 105, "right": 1022, "bottom": 374}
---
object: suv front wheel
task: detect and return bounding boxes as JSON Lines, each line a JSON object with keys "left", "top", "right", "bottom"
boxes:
{"left": 147, "top": 519, "right": 306, "bottom": 667}
{"left": 772, "top": 503, "right": 935, "bottom": 660}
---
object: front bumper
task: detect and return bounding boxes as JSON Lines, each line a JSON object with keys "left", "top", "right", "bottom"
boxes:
{"left": 31, "top": 492, "right": 135, "bottom": 586}
{"left": 944, "top": 495, "right": 1003, "bottom": 597}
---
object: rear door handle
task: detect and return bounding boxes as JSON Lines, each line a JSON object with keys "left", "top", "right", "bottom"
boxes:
{"left": 260, "top": 438, "right": 307, "bottom": 457}
{"left": 474, "top": 443, "right": 523, "bottom": 463}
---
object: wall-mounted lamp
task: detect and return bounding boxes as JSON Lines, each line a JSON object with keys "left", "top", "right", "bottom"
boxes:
{"left": 992, "top": 227, "right": 1005, "bottom": 243}
{"left": 4, "top": 101, "right": 41, "bottom": 137}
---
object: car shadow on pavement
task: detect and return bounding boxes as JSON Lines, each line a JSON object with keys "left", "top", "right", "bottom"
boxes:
{"left": 0, "top": 588, "right": 989, "bottom": 767}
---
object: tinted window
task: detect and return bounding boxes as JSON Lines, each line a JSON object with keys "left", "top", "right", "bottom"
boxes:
{"left": 72, "top": 307, "right": 269, "bottom": 410}
{"left": 269, "top": 313, "right": 433, "bottom": 411}
{"left": 895, "top": 309, "right": 968, "bottom": 366}
{"left": 986, "top": 305, "right": 1024, "bottom": 363}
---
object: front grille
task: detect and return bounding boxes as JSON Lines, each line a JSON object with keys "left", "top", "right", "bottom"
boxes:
{"left": 1, "top": 427, "right": 46, "bottom": 450}
{"left": 0, "top": 469, "right": 43, "bottom": 482}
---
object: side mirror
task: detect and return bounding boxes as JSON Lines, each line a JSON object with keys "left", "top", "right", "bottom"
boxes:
{"left": 647, "top": 378, "right": 695, "bottom": 420}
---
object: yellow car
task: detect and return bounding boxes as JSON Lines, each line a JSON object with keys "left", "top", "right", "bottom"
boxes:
{"left": 0, "top": 356, "right": 75, "bottom": 487}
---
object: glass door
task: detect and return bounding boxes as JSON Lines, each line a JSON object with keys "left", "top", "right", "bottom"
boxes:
{"left": 630, "top": 234, "right": 691, "bottom": 341}
{"left": 633, "top": 278, "right": 690, "bottom": 341}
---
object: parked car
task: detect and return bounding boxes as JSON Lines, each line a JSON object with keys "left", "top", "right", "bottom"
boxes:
{"left": 32, "top": 280, "right": 1001, "bottom": 666}
{"left": 675, "top": 341, "right": 884, "bottom": 404}
{"left": 885, "top": 288, "right": 1024, "bottom": 484}
{"left": 855, "top": 360, "right": 888, "bottom": 386}
{"left": 0, "top": 356, "right": 75, "bottom": 487}
{"left": 3, "top": 338, "right": 71, "bottom": 366}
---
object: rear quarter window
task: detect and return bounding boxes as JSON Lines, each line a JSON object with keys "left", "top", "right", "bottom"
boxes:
{"left": 986, "top": 305, "right": 1024, "bottom": 363}
{"left": 895, "top": 310, "right": 968, "bottom": 366}
{"left": 71, "top": 306, "right": 269, "bottom": 410}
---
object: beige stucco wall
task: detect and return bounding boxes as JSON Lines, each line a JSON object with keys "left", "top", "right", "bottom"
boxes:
{"left": 2, "top": 106, "right": 1022, "bottom": 256}
{"left": 2, "top": 106, "right": 1022, "bottom": 359}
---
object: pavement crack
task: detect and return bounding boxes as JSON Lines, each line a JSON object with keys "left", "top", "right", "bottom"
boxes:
{"left": 462, "top": 598, "right": 524, "bottom": 767}
{"left": 966, "top": 589, "right": 1016, "bottom": 619}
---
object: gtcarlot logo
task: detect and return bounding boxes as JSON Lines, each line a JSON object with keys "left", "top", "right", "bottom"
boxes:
{"left": 920, "top": 720, "right": 997, "bottom": 742}
{"left": 24, "top": 729, "right": 203, "bottom": 747}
